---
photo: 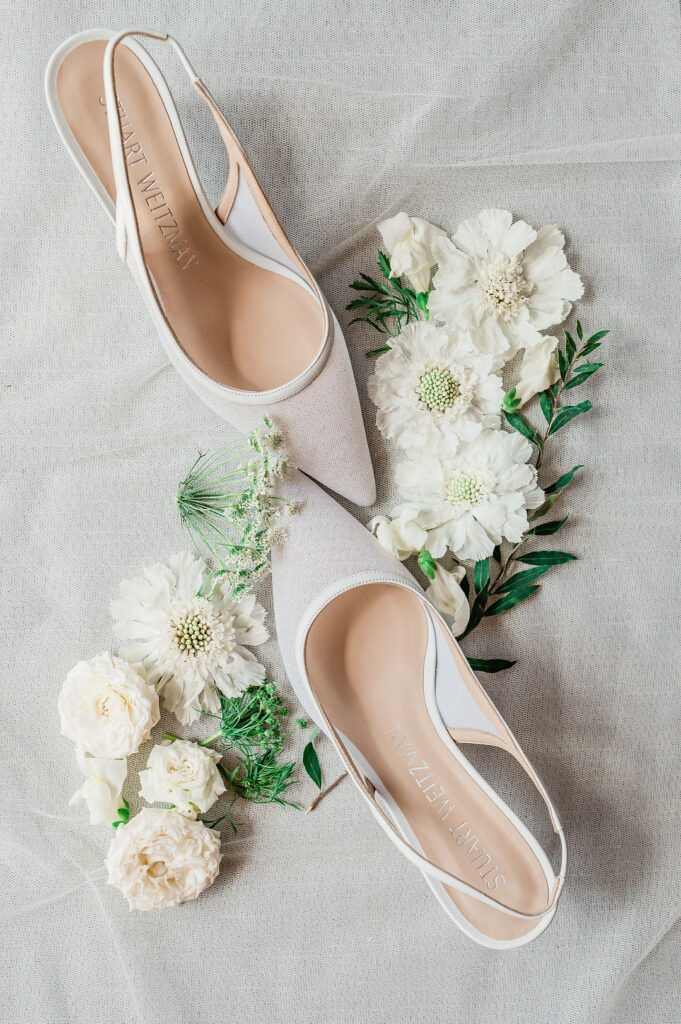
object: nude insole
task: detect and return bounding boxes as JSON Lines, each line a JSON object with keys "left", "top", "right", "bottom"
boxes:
{"left": 305, "top": 584, "right": 551, "bottom": 943}
{"left": 55, "top": 40, "right": 325, "bottom": 391}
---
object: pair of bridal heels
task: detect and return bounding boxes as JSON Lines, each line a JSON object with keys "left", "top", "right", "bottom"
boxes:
{"left": 46, "top": 29, "right": 566, "bottom": 948}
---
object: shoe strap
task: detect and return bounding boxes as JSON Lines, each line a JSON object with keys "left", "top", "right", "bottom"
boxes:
{"left": 300, "top": 582, "right": 566, "bottom": 923}
{"left": 101, "top": 30, "right": 328, "bottom": 339}
{"left": 315, "top": 695, "right": 565, "bottom": 922}
{"left": 102, "top": 31, "right": 197, "bottom": 264}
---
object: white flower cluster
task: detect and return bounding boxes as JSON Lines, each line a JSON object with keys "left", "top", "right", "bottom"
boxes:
{"left": 370, "top": 209, "right": 583, "bottom": 632}
{"left": 57, "top": 550, "right": 271, "bottom": 910}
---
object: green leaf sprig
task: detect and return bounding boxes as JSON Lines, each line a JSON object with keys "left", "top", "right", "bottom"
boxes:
{"left": 346, "top": 251, "right": 427, "bottom": 353}
{"left": 504, "top": 323, "right": 607, "bottom": 468}
{"left": 430, "top": 324, "right": 607, "bottom": 671}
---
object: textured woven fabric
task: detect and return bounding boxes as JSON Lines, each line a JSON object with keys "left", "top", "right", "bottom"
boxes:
{"left": 2, "top": 1, "right": 681, "bottom": 1021}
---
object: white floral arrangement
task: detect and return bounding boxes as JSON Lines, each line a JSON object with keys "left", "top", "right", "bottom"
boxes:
{"left": 57, "top": 420, "right": 312, "bottom": 911}
{"left": 350, "top": 209, "right": 607, "bottom": 669}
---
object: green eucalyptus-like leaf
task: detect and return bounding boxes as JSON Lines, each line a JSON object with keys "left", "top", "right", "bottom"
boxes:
{"left": 303, "top": 740, "right": 322, "bottom": 789}
{"left": 418, "top": 550, "right": 437, "bottom": 580}
{"left": 564, "top": 365, "right": 603, "bottom": 390}
{"left": 484, "top": 585, "right": 540, "bottom": 616}
{"left": 573, "top": 361, "right": 604, "bottom": 374}
{"left": 582, "top": 329, "right": 609, "bottom": 347}
{"left": 539, "top": 390, "right": 554, "bottom": 424}
{"left": 529, "top": 494, "right": 559, "bottom": 520}
{"left": 527, "top": 515, "right": 568, "bottom": 536}
{"left": 547, "top": 400, "right": 592, "bottom": 435}
{"left": 579, "top": 340, "right": 602, "bottom": 357}
{"left": 517, "top": 550, "right": 577, "bottom": 565}
{"left": 576, "top": 320, "right": 584, "bottom": 341}
{"left": 467, "top": 657, "right": 517, "bottom": 673}
{"left": 504, "top": 411, "right": 543, "bottom": 453}
{"left": 565, "top": 330, "right": 576, "bottom": 362}
{"left": 474, "top": 558, "right": 490, "bottom": 593}
{"left": 545, "top": 464, "right": 584, "bottom": 494}
{"left": 461, "top": 581, "right": 489, "bottom": 638}
{"left": 497, "top": 565, "right": 552, "bottom": 593}
{"left": 558, "top": 348, "right": 569, "bottom": 380}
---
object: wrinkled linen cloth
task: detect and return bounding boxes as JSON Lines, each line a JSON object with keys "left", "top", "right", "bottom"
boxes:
{"left": 2, "top": 1, "right": 680, "bottom": 1021}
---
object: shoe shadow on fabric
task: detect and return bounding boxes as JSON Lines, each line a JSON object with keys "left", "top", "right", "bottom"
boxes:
{"left": 467, "top": 658, "right": 655, "bottom": 905}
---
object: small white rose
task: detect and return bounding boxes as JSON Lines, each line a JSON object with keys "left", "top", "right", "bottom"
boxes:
{"left": 378, "top": 212, "right": 446, "bottom": 294}
{"left": 58, "top": 652, "right": 159, "bottom": 759}
{"left": 106, "top": 807, "right": 222, "bottom": 911}
{"left": 68, "top": 750, "right": 127, "bottom": 826}
{"left": 426, "top": 564, "right": 471, "bottom": 637}
{"left": 369, "top": 506, "right": 428, "bottom": 561}
{"left": 513, "top": 335, "right": 560, "bottom": 407}
{"left": 139, "top": 739, "right": 226, "bottom": 818}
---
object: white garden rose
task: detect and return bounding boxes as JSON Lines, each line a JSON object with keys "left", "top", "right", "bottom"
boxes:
{"left": 378, "top": 212, "right": 446, "bottom": 293}
{"left": 58, "top": 652, "right": 159, "bottom": 759}
{"left": 139, "top": 739, "right": 225, "bottom": 818}
{"left": 105, "top": 808, "right": 221, "bottom": 911}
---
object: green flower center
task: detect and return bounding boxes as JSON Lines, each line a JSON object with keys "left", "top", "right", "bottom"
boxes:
{"left": 173, "top": 613, "right": 213, "bottom": 654}
{"left": 417, "top": 367, "right": 460, "bottom": 412}
{"left": 445, "top": 472, "right": 485, "bottom": 508}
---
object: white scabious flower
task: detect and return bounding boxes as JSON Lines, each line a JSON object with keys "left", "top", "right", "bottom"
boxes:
{"left": 111, "top": 552, "right": 269, "bottom": 726}
{"left": 139, "top": 739, "right": 225, "bottom": 819}
{"left": 429, "top": 210, "right": 583, "bottom": 366}
{"left": 368, "top": 321, "right": 503, "bottom": 456}
{"left": 378, "top": 212, "right": 446, "bottom": 293}
{"left": 394, "top": 429, "right": 544, "bottom": 562}
{"left": 68, "top": 751, "right": 128, "bottom": 826}
{"left": 426, "top": 564, "right": 470, "bottom": 637}
{"left": 58, "top": 652, "right": 159, "bottom": 759}
{"left": 105, "top": 808, "right": 221, "bottom": 911}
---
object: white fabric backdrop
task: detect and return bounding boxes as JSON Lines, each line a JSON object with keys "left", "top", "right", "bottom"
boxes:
{"left": 2, "top": 1, "right": 681, "bottom": 1021}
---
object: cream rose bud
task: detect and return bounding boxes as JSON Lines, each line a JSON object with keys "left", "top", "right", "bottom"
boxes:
{"left": 69, "top": 751, "right": 127, "bottom": 826}
{"left": 369, "top": 507, "right": 428, "bottom": 561}
{"left": 106, "top": 808, "right": 222, "bottom": 911}
{"left": 139, "top": 739, "right": 226, "bottom": 818}
{"left": 58, "top": 652, "right": 159, "bottom": 760}
{"left": 378, "top": 212, "right": 446, "bottom": 294}
{"left": 514, "top": 335, "right": 560, "bottom": 407}
{"left": 426, "top": 564, "right": 471, "bottom": 638}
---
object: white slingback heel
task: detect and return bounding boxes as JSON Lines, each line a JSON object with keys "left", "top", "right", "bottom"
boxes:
{"left": 272, "top": 472, "right": 567, "bottom": 949}
{"left": 45, "top": 29, "right": 375, "bottom": 506}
